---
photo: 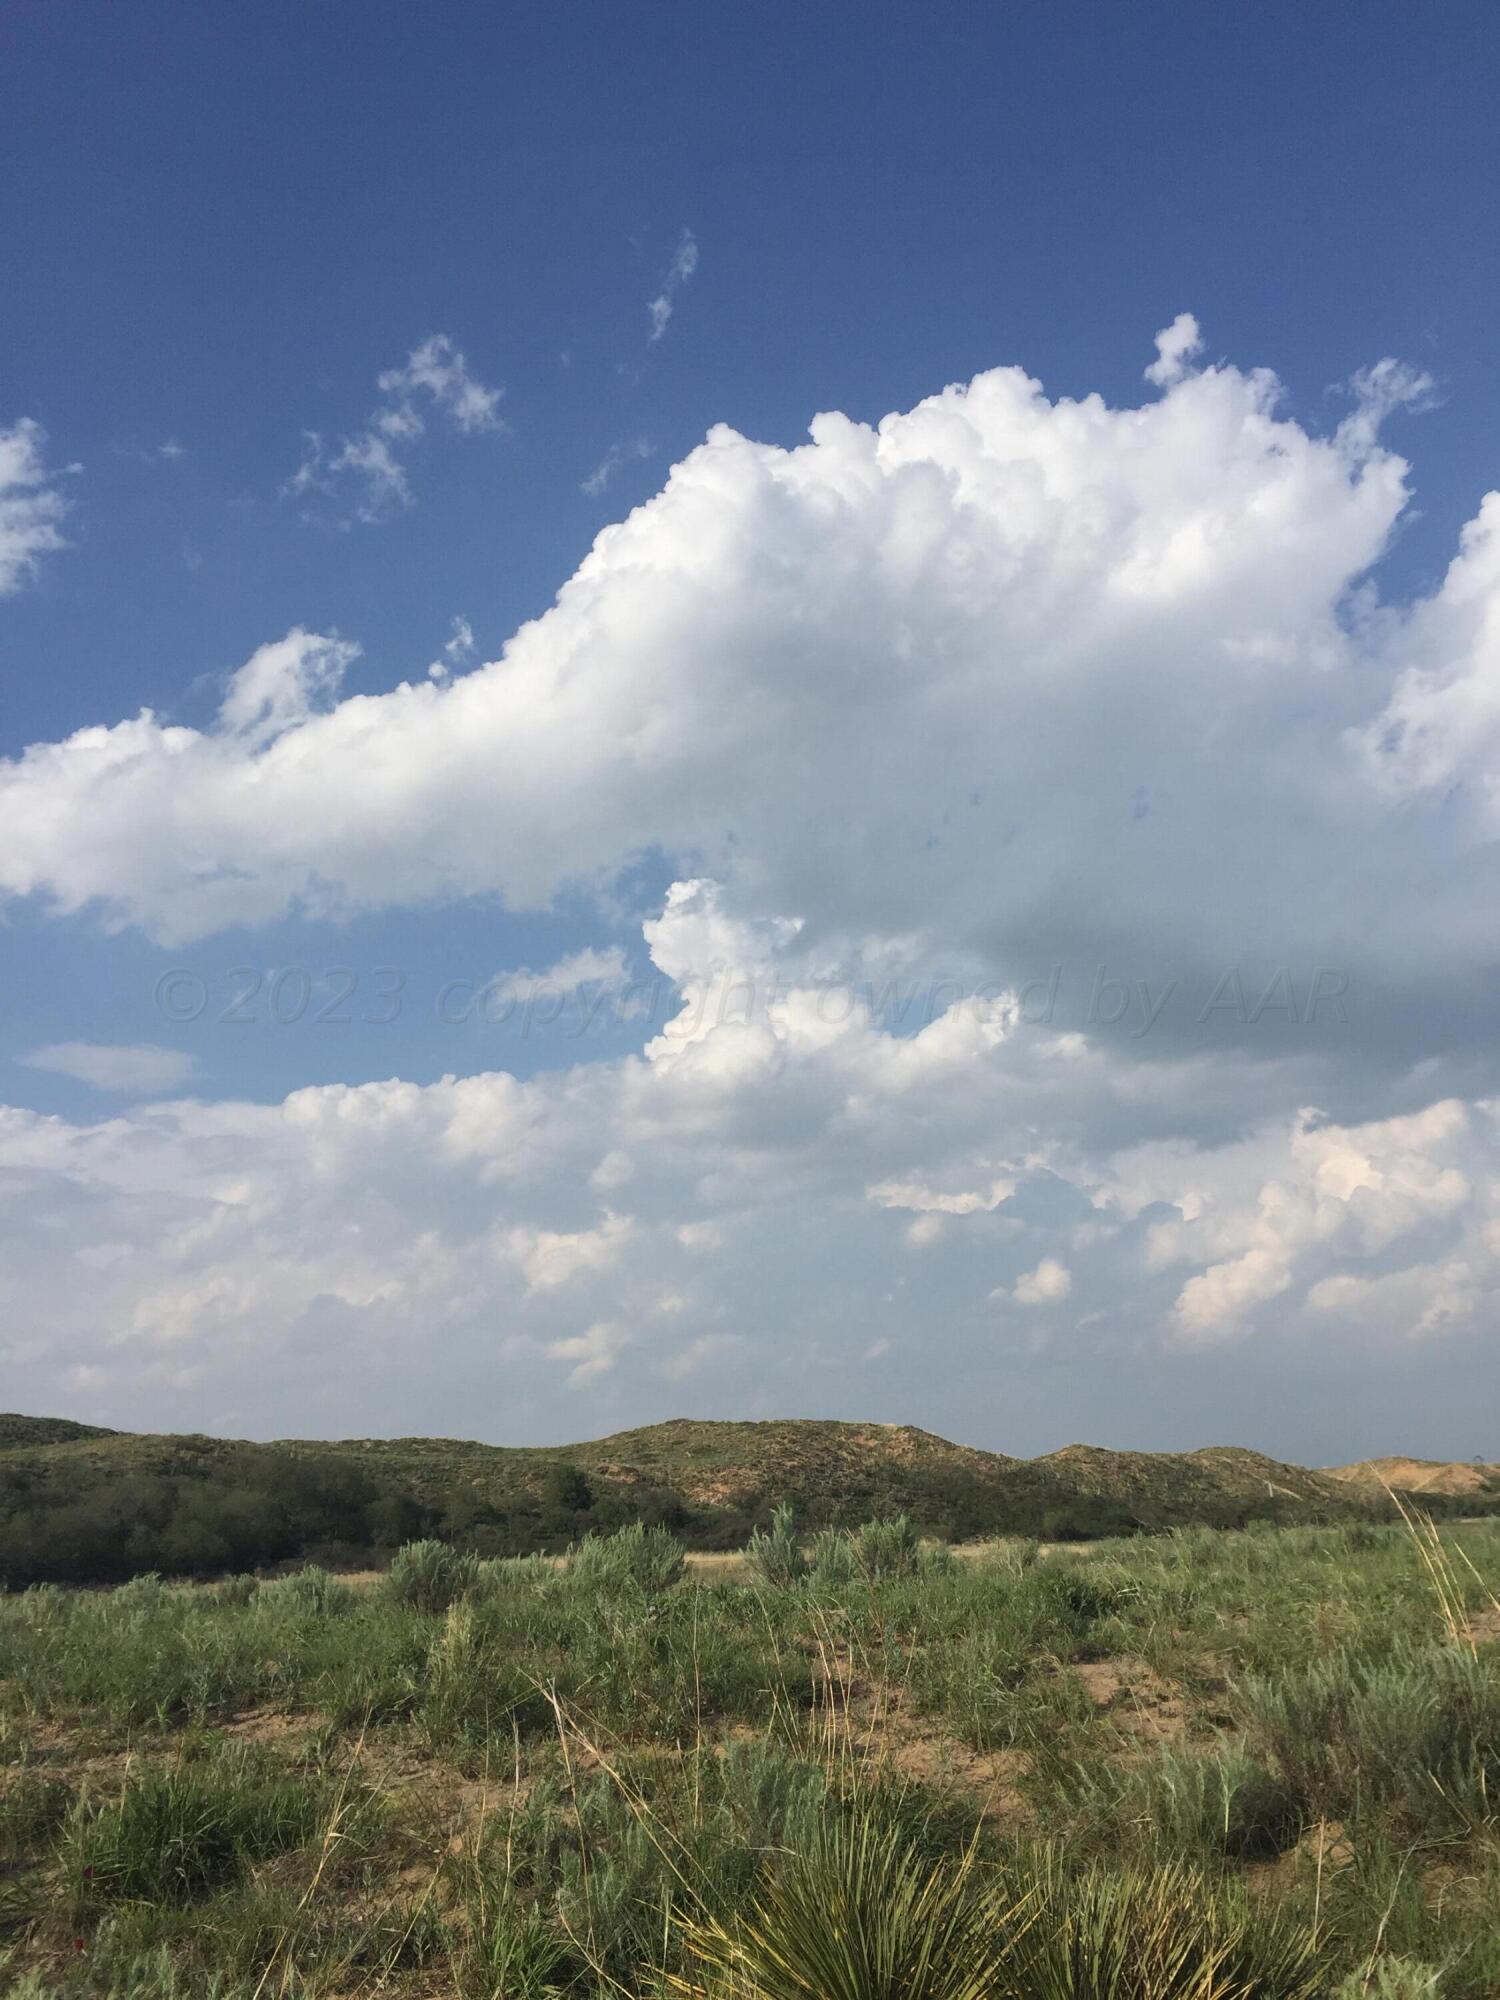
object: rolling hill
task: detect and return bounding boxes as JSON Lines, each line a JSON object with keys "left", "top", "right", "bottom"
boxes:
{"left": 6, "top": 1410, "right": 1495, "bottom": 1589}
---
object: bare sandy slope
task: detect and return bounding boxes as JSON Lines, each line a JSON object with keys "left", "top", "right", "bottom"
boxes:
{"left": 1325, "top": 1456, "right": 1500, "bottom": 1497}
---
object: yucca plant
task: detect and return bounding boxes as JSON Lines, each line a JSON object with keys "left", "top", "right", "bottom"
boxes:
{"left": 670, "top": 1809, "right": 1026, "bottom": 2000}
{"left": 992, "top": 1845, "right": 1326, "bottom": 2000}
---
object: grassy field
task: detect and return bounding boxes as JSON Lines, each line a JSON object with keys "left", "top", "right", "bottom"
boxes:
{"left": 2, "top": 1511, "right": 1498, "bottom": 1997}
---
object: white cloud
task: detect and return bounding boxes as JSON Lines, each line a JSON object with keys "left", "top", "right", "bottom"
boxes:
{"left": 871, "top": 1176, "right": 1017, "bottom": 1216}
{"left": 582, "top": 437, "right": 652, "bottom": 496}
{"left": 0, "top": 327, "right": 1462, "bottom": 987}
{"left": 217, "top": 629, "right": 359, "bottom": 747}
{"left": 1102, "top": 1099, "right": 1480, "bottom": 1347}
{"left": 647, "top": 229, "right": 699, "bottom": 341}
{"left": 486, "top": 947, "right": 629, "bottom": 1007}
{"left": 378, "top": 335, "right": 503, "bottom": 434}
{"left": 1011, "top": 1257, "right": 1073, "bottom": 1305}
{"left": 0, "top": 883, "right": 1497, "bottom": 1436}
{"left": 20, "top": 1042, "right": 198, "bottom": 1094}
{"left": 5, "top": 325, "right": 1500, "bottom": 1440}
{"left": 548, "top": 1320, "right": 628, "bottom": 1386}
{"left": 0, "top": 419, "right": 70, "bottom": 595}
{"left": 502, "top": 1212, "right": 634, "bottom": 1292}
{"left": 659, "top": 1332, "right": 740, "bottom": 1381}
{"left": 1144, "top": 312, "right": 1203, "bottom": 389}
{"left": 428, "top": 615, "right": 475, "bottom": 682}
{"left": 286, "top": 336, "right": 502, "bottom": 524}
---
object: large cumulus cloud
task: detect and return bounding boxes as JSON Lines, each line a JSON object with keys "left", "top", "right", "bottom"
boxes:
{"left": 0, "top": 328, "right": 1486, "bottom": 992}
{"left": 2, "top": 881, "right": 1498, "bottom": 1448}
{"left": 4, "top": 323, "right": 1500, "bottom": 1444}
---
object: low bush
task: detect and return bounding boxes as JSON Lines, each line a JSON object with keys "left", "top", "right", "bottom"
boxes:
{"left": 747, "top": 1503, "right": 809, "bottom": 1588}
{"left": 382, "top": 1538, "right": 482, "bottom": 1614}
{"left": 565, "top": 1521, "right": 686, "bottom": 1598}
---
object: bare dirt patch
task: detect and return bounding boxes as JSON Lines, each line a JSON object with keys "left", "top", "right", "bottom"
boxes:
{"left": 1067, "top": 1657, "right": 1189, "bottom": 1742}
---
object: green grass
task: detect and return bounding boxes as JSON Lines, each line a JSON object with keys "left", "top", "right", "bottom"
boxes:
{"left": 0, "top": 1514, "right": 1497, "bottom": 1996}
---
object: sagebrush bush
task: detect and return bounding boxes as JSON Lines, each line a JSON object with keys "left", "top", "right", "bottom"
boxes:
{"left": 1242, "top": 1642, "right": 1500, "bottom": 1833}
{"left": 747, "top": 1504, "right": 809, "bottom": 1588}
{"left": 851, "top": 1514, "right": 923, "bottom": 1580}
{"left": 1064, "top": 1742, "right": 1299, "bottom": 1862}
{"left": 382, "top": 1538, "right": 482, "bottom": 1614}
{"left": 565, "top": 1520, "right": 686, "bottom": 1597}
{"left": 252, "top": 1564, "right": 353, "bottom": 1616}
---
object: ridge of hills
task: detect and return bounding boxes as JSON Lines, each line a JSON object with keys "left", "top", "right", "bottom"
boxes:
{"left": 3, "top": 1412, "right": 1499, "bottom": 1591}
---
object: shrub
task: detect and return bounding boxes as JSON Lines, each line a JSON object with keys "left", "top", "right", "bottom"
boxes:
{"left": 253, "top": 1564, "right": 353, "bottom": 1616}
{"left": 383, "top": 1538, "right": 482, "bottom": 1614}
{"left": 851, "top": 1515, "right": 923, "bottom": 1581}
{"left": 1242, "top": 1643, "right": 1500, "bottom": 1834}
{"left": 747, "top": 1504, "right": 809, "bottom": 1589}
{"left": 565, "top": 1522, "right": 686, "bottom": 1598}
{"left": 1067, "top": 1743, "right": 1299, "bottom": 1862}
{"left": 806, "top": 1528, "right": 860, "bottom": 1588}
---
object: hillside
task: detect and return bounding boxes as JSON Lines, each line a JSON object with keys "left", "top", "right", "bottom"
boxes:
{"left": 6, "top": 1409, "right": 1489, "bottom": 1590}
{"left": 0, "top": 1413, "right": 118, "bottom": 1448}
{"left": 1325, "top": 1455, "right": 1500, "bottom": 1500}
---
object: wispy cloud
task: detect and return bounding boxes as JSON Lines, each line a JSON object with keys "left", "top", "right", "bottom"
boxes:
{"left": 117, "top": 437, "right": 187, "bottom": 466}
{"left": 427, "top": 614, "right": 475, "bottom": 683}
{"left": 286, "top": 335, "right": 503, "bottom": 525}
{"left": 0, "top": 418, "right": 72, "bottom": 595}
{"left": 21, "top": 1042, "right": 198, "bottom": 1095}
{"left": 581, "top": 437, "right": 652, "bottom": 496}
{"left": 547, "top": 1320, "right": 629, "bottom": 1387}
{"left": 647, "top": 229, "right": 698, "bottom": 342}
{"left": 487, "top": 946, "right": 629, "bottom": 1006}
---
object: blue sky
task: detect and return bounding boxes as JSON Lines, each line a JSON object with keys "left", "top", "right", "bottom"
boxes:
{"left": 3, "top": 3, "right": 1499, "bottom": 1455}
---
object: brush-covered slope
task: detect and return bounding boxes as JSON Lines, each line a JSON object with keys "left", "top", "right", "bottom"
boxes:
{"left": 0, "top": 1411, "right": 1407, "bottom": 1578}
{"left": 1041, "top": 1442, "right": 1350, "bottom": 1516}
{"left": 0, "top": 1413, "right": 118, "bottom": 1448}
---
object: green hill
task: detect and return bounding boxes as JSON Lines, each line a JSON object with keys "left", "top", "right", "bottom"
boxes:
{"left": 4, "top": 1411, "right": 1487, "bottom": 1589}
{"left": 0, "top": 1413, "right": 118, "bottom": 1448}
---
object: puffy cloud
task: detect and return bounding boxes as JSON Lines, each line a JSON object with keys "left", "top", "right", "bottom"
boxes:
{"left": 4, "top": 326, "right": 1500, "bottom": 1440}
{"left": 1012, "top": 1257, "right": 1073, "bottom": 1305}
{"left": 0, "top": 327, "right": 1475, "bottom": 1014}
{"left": 548, "top": 1321, "right": 629, "bottom": 1386}
{"left": 1102, "top": 1099, "right": 1486, "bottom": 1347}
{"left": 502, "top": 1212, "right": 634, "bottom": 1292}
{"left": 486, "top": 947, "right": 630, "bottom": 1008}
{"left": 0, "top": 418, "right": 70, "bottom": 595}
{"left": 1144, "top": 312, "right": 1203, "bottom": 389}
{"left": 2, "top": 880, "right": 1496, "bottom": 1438}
